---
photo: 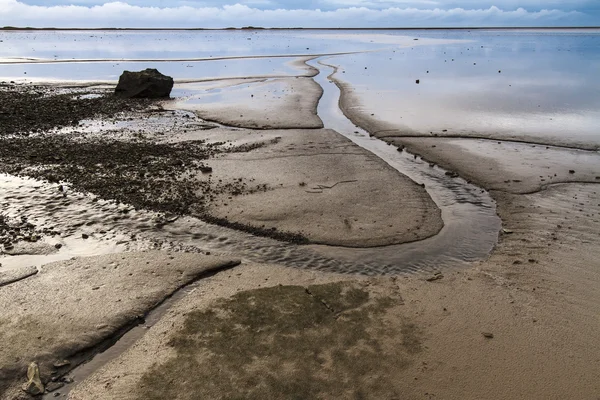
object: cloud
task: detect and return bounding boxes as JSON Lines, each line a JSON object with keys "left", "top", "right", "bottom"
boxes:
{"left": 0, "top": 0, "right": 593, "bottom": 28}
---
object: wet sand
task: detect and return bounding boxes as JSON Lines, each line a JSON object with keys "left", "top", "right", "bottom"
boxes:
{"left": 68, "top": 182, "right": 600, "bottom": 400}
{"left": 1, "top": 33, "right": 599, "bottom": 399}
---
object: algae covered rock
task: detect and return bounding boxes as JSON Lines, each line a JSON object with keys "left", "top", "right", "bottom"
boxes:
{"left": 115, "top": 68, "right": 174, "bottom": 98}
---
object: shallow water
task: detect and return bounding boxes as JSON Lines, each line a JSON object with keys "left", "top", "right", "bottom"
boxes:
{"left": 0, "top": 57, "right": 306, "bottom": 83}
{"left": 307, "top": 60, "right": 500, "bottom": 268}
{"left": 2, "top": 29, "right": 598, "bottom": 147}
{"left": 0, "top": 29, "right": 445, "bottom": 61}
{"left": 325, "top": 29, "right": 600, "bottom": 148}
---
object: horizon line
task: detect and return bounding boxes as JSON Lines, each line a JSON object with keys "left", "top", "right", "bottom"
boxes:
{"left": 2, "top": 26, "right": 599, "bottom": 31}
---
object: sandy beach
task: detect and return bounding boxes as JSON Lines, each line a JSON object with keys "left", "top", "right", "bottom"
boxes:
{"left": 0, "top": 29, "right": 599, "bottom": 400}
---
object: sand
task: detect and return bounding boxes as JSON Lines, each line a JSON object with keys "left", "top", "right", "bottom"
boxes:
{"left": 203, "top": 128, "right": 443, "bottom": 247}
{"left": 0, "top": 53, "right": 598, "bottom": 400}
{"left": 0, "top": 252, "right": 239, "bottom": 399}
{"left": 68, "top": 185, "right": 600, "bottom": 400}
{"left": 168, "top": 77, "right": 324, "bottom": 129}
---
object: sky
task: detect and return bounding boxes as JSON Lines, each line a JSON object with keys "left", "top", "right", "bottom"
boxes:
{"left": 0, "top": 0, "right": 598, "bottom": 28}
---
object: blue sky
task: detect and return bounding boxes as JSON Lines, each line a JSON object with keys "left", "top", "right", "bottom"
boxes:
{"left": 1, "top": 0, "right": 598, "bottom": 28}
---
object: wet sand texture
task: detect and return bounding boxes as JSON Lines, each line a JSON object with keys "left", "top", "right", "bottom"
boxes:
{"left": 0, "top": 252, "right": 239, "bottom": 399}
{"left": 205, "top": 128, "right": 443, "bottom": 247}
{"left": 70, "top": 183, "right": 600, "bottom": 400}
{"left": 170, "top": 77, "right": 324, "bottom": 129}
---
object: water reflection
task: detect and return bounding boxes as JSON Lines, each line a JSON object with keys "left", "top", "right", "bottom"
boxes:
{"left": 0, "top": 30, "right": 399, "bottom": 61}
{"left": 0, "top": 57, "right": 304, "bottom": 83}
{"left": 327, "top": 29, "right": 600, "bottom": 147}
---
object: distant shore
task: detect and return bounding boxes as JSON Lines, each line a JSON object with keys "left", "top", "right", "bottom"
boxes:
{"left": 2, "top": 26, "right": 599, "bottom": 31}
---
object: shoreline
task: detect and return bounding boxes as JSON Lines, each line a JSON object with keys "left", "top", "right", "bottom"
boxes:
{"left": 2, "top": 27, "right": 599, "bottom": 31}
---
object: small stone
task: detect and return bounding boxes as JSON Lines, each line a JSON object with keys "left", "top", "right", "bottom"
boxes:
{"left": 415, "top": 79, "right": 420, "bottom": 84}
{"left": 426, "top": 272, "right": 444, "bottom": 282}
{"left": 569, "top": 170, "right": 575, "bottom": 174}
{"left": 46, "top": 381, "right": 65, "bottom": 392}
{"left": 502, "top": 228, "right": 514, "bottom": 234}
{"left": 482, "top": 332, "right": 494, "bottom": 339}
{"left": 52, "top": 360, "right": 71, "bottom": 368}
{"left": 22, "top": 362, "right": 44, "bottom": 395}
{"left": 81, "top": 233, "right": 89, "bottom": 239}
{"left": 54, "top": 243, "right": 63, "bottom": 249}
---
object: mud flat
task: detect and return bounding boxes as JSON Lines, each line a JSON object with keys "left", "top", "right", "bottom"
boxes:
{"left": 1, "top": 36, "right": 598, "bottom": 399}
{"left": 68, "top": 183, "right": 600, "bottom": 399}
{"left": 0, "top": 252, "right": 239, "bottom": 399}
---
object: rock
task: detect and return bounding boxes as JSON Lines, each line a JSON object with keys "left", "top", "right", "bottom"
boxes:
{"left": 482, "top": 332, "right": 494, "bottom": 339}
{"left": 46, "top": 381, "right": 65, "bottom": 392}
{"left": 22, "top": 362, "right": 45, "bottom": 395}
{"left": 426, "top": 272, "right": 444, "bottom": 282}
{"left": 415, "top": 79, "right": 420, "bottom": 84}
{"left": 52, "top": 359, "right": 70, "bottom": 368}
{"left": 115, "top": 69, "right": 174, "bottom": 99}
{"left": 445, "top": 171, "right": 459, "bottom": 178}
{"left": 569, "top": 170, "right": 575, "bottom": 174}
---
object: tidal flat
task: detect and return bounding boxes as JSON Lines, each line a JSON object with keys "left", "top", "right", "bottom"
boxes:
{"left": 0, "top": 29, "right": 599, "bottom": 399}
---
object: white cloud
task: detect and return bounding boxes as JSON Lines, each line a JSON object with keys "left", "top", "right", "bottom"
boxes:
{"left": 0, "top": 0, "right": 589, "bottom": 28}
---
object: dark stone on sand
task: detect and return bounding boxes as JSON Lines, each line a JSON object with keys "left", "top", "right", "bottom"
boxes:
{"left": 115, "top": 69, "right": 174, "bottom": 99}
{"left": 426, "top": 272, "right": 444, "bottom": 282}
{"left": 46, "top": 381, "right": 65, "bottom": 392}
{"left": 569, "top": 170, "right": 575, "bottom": 174}
{"left": 415, "top": 79, "right": 420, "bottom": 84}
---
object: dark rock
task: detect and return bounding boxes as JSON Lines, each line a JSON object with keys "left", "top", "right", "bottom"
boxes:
{"left": 415, "top": 79, "right": 420, "bottom": 84}
{"left": 81, "top": 233, "right": 89, "bottom": 239}
{"left": 426, "top": 272, "right": 444, "bottom": 282}
{"left": 569, "top": 170, "right": 575, "bottom": 174}
{"left": 115, "top": 69, "right": 174, "bottom": 99}
{"left": 46, "top": 381, "right": 65, "bottom": 392}
{"left": 482, "top": 332, "right": 494, "bottom": 338}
